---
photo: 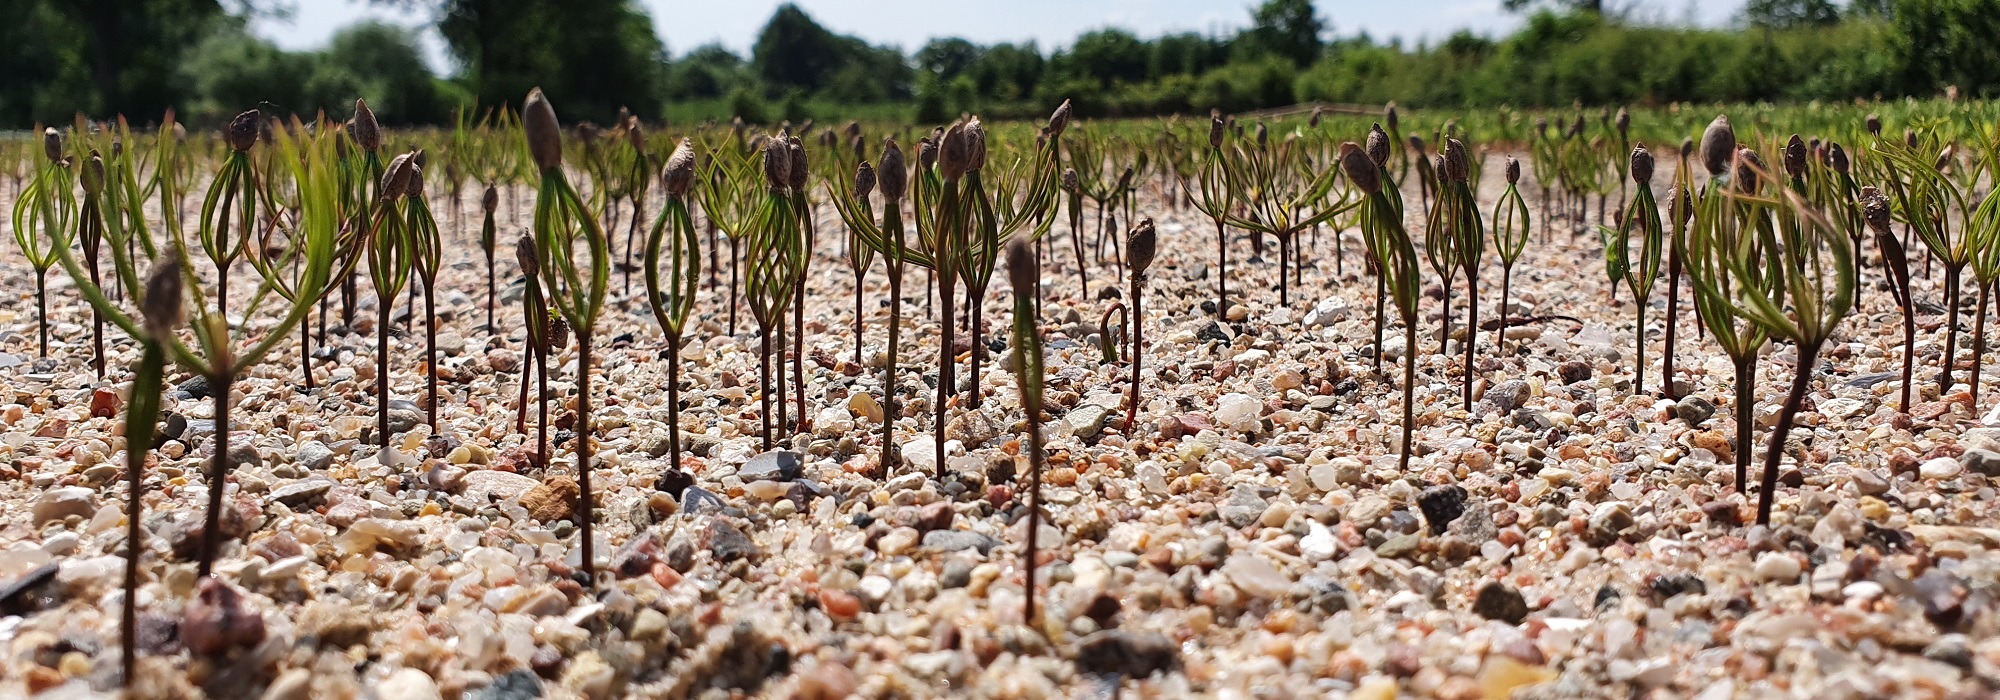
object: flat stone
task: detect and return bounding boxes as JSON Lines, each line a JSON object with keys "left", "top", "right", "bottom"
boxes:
{"left": 463, "top": 470, "right": 539, "bottom": 501}
{"left": 921, "top": 530, "right": 1001, "bottom": 555}
{"left": 266, "top": 479, "right": 334, "bottom": 507}
{"left": 1675, "top": 396, "right": 1717, "bottom": 425}
{"left": 1376, "top": 534, "right": 1420, "bottom": 559}
{"left": 739, "top": 450, "right": 802, "bottom": 482}
{"left": 1066, "top": 405, "right": 1111, "bottom": 439}
{"left": 33, "top": 487, "right": 97, "bottom": 527}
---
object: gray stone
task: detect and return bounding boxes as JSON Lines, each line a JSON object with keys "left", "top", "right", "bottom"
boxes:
{"left": 1484, "top": 380, "right": 1531, "bottom": 414}
{"left": 1375, "top": 534, "right": 1420, "bottom": 559}
{"left": 1219, "top": 487, "right": 1268, "bottom": 529}
{"left": 33, "top": 487, "right": 97, "bottom": 527}
{"left": 940, "top": 559, "right": 974, "bottom": 589}
{"left": 1066, "top": 405, "right": 1111, "bottom": 439}
{"left": 703, "top": 520, "right": 759, "bottom": 562}
{"left": 1959, "top": 448, "right": 2000, "bottom": 477}
{"left": 227, "top": 442, "right": 262, "bottom": 470}
{"left": 386, "top": 409, "right": 423, "bottom": 436}
{"left": 296, "top": 441, "right": 335, "bottom": 471}
{"left": 266, "top": 479, "right": 335, "bottom": 507}
{"left": 1074, "top": 630, "right": 1180, "bottom": 679}
{"left": 1675, "top": 396, "right": 1717, "bottom": 426}
{"left": 1448, "top": 501, "right": 1497, "bottom": 545}
{"left": 739, "top": 450, "right": 803, "bottom": 482}
{"left": 921, "top": 530, "right": 1002, "bottom": 556}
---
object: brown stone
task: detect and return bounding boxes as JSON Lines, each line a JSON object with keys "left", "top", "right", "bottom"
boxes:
{"left": 520, "top": 475, "right": 579, "bottom": 522}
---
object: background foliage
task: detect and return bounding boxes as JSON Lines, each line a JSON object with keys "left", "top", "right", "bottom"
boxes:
{"left": 1, "top": 0, "right": 1994, "bottom": 128}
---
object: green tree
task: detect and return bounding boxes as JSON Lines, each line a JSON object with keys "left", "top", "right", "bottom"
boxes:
{"left": 1242, "top": 0, "right": 1324, "bottom": 66}
{"left": 1063, "top": 29, "right": 1149, "bottom": 86}
{"left": 430, "top": 0, "right": 665, "bottom": 122}
{"left": 1892, "top": 0, "right": 2000, "bottom": 97}
{"left": 1502, "top": 0, "right": 1604, "bottom": 12}
{"left": 327, "top": 22, "right": 452, "bottom": 124}
{"left": 0, "top": 0, "right": 232, "bottom": 124}
{"left": 666, "top": 44, "right": 751, "bottom": 100}
{"left": 1744, "top": 0, "right": 1841, "bottom": 27}
{"left": 918, "top": 38, "right": 983, "bottom": 82}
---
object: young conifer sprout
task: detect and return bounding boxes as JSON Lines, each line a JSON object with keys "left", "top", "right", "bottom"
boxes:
{"left": 1863, "top": 187, "right": 1917, "bottom": 412}
{"left": 515, "top": 234, "right": 553, "bottom": 465}
{"left": 1441, "top": 138, "right": 1483, "bottom": 408}
{"left": 1605, "top": 144, "right": 1663, "bottom": 394}
{"left": 118, "top": 259, "right": 180, "bottom": 685}
{"left": 53, "top": 109, "right": 337, "bottom": 579}
{"left": 1185, "top": 116, "right": 1235, "bottom": 317}
{"left": 787, "top": 135, "right": 812, "bottom": 434}
{"left": 369, "top": 150, "right": 420, "bottom": 449}
{"left": 746, "top": 133, "right": 802, "bottom": 450}
{"left": 12, "top": 127, "right": 69, "bottom": 359}
{"left": 78, "top": 150, "right": 107, "bottom": 377}
{"left": 1125, "top": 218, "right": 1156, "bottom": 433}
{"left": 482, "top": 185, "right": 500, "bottom": 330}
{"left": 1346, "top": 142, "right": 1424, "bottom": 472}
{"left": 848, "top": 160, "right": 877, "bottom": 365}
{"left": 1365, "top": 124, "right": 1399, "bottom": 376}
{"left": 1492, "top": 157, "right": 1530, "bottom": 354}
{"left": 1061, "top": 167, "right": 1088, "bottom": 298}
{"left": 830, "top": 138, "right": 913, "bottom": 473}
{"left": 524, "top": 87, "right": 612, "bottom": 580}
{"left": 644, "top": 138, "right": 701, "bottom": 476}
{"left": 1661, "top": 138, "right": 1696, "bottom": 399}
{"left": 1686, "top": 117, "right": 1771, "bottom": 493}
{"left": 406, "top": 150, "right": 448, "bottom": 428}
{"left": 1005, "top": 235, "right": 1048, "bottom": 627}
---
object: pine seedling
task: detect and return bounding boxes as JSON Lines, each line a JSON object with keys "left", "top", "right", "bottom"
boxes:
{"left": 1602, "top": 145, "right": 1664, "bottom": 394}
{"left": 1863, "top": 188, "right": 1916, "bottom": 413}
{"left": 12, "top": 128, "right": 69, "bottom": 359}
{"left": 644, "top": 139, "right": 702, "bottom": 475}
{"left": 1492, "top": 158, "right": 1530, "bottom": 354}
{"left": 1684, "top": 116, "right": 1776, "bottom": 495}
{"left": 1345, "top": 143, "right": 1424, "bottom": 472}
{"left": 524, "top": 88, "right": 613, "bottom": 580}
{"left": 1124, "top": 219, "right": 1156, "bottom": 433}
{"left": 1005, "top": 236, "right": 1047, "bottom": 627}
{"left": 1185, "top": 116, "right": 1236, "bottom": 318}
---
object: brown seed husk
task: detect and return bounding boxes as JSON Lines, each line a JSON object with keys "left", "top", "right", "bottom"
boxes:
{"left": 1339, "top": 142, "right": 1381, "bottom": 196}
{"left": 879, "top": 139, "right": 908, "bottom": 200}
{"left": 523, "top": 88, "right": 564, "bottom": 171}
{"left": 854, "top": 161, "right": 876, "bottom": 200}
{"left": 350, "top": 99, "right": 382, "bottom": 152}
{"left": 141, "top": 258, "right": 185, "bottom": 342}
{"left": 515, "top": 234, "right": 540, "bottom": 279}
{"left": 663, "top": 139, "right": 696, "bottom": 197}
{"left": 1630, "top": 145, "right": 1654, "bottom": 185}
{"left": 226, "top": 110, "right": 259, "bottom": 153}
{"left": 1699, "top": 115, "right": 1735, "bottom": 176}
{"left": 1128, "top": 218, "right": 1157, "bottom": 276}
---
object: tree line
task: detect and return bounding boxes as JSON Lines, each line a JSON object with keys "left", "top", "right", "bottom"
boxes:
{"left": 2, "top": 0, "right": 1996, "bottom": 129}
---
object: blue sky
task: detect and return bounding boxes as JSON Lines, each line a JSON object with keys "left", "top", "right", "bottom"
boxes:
{"left": 253, "top": 0, "right": 1750, "bottom": 74}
